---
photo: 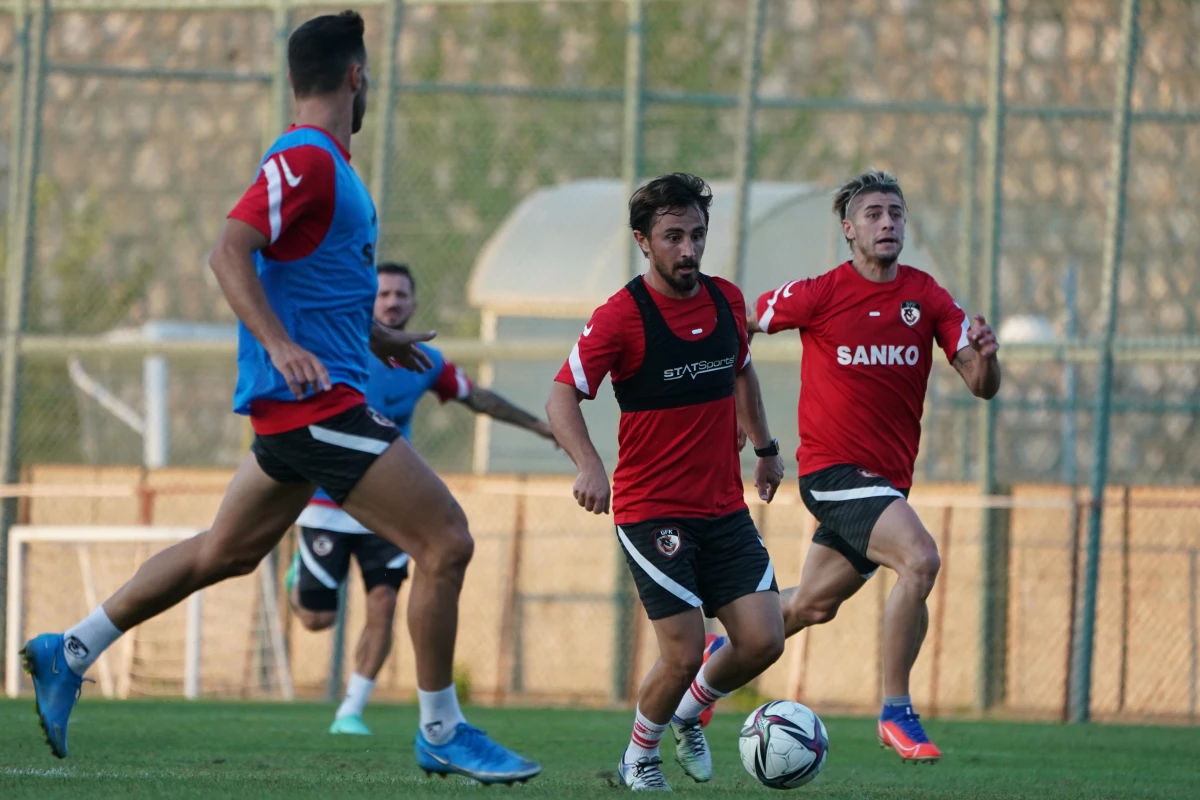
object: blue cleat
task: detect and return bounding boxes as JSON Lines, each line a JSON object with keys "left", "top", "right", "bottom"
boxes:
{"left": 415, "top": 722, "right": 542, "bottom": 785}
{"left": 21, "top": 633, "right": 85, "bottom": 758}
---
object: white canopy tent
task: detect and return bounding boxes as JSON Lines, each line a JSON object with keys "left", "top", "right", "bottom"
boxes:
{"left": 465, "top": 179, "right": 952, "bottom": 475}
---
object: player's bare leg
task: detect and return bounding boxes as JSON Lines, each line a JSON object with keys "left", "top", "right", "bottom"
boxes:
{"left": 619, "top": 609, "right": 706, "bottom": 790}
{"left": 328, "top": 585, "right": 399, "bottom": 735}
{"left": 670, "top": 591, "right": 785, "bottom": 782}
{"left": 22, "top": 454, "right": 314, "bottom": 757}
{"left": 865, "top": 499, "right": 942, "bottom": 763}
{"left": 338, "top": 436, "right": 540, "bottom": 782}
{"left": 781, "top": 542, "right": 870, "bottom": 636}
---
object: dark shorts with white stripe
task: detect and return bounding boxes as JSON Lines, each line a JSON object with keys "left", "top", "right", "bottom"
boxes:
{"left": 296, "top": 527, "right": 409, "bottom": 612}
{"left": 798, "top": 464, "right": 911, "bottom": 580}
{"left": 250, "top": 404, "right": 400, "bottom": 505}
{"left": 617, "top": 508, "right": 778, "bottom": 621}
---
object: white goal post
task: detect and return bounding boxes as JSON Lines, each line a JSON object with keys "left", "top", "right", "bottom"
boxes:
{"left": 5, "top": 525, "right": 293, "bottom": 701}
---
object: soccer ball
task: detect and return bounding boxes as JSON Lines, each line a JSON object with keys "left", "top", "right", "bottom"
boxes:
{"left": 738, "top": 700, "right": 828, "bottom": 789}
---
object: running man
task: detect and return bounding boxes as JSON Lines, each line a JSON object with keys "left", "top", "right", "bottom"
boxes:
{"left": 744, "top": 168, "right": 1002, "bottom": 763}
{"left": 21, "top": 12, "right": 540, "bottom": 783}
{"left": 288, "top": 261, "right": 557, "bottom": 736}
{"left": 546, "top": 173, "right": 787, "bottom": 791}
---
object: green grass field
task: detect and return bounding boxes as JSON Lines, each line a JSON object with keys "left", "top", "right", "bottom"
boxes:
{"left": 1, "top": 699, "right": 1197, "bottom": 799}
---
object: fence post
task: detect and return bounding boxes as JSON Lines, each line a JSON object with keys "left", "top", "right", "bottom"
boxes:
{"left": 266, "top": 0, "right": 291, "bottom": 147}
{"left": 0, "top": 0, "right": 49, "bottom": 687}
{"left": 369, "top": 0, "right": 404, "bottom": 217}
{"left": 976, "top": 0, "right": 1008, "bottom": 713}
{"left": 730, "top": 0, "right": 767, "bottom": 287}
{"left": 955, "top": 114, "right": 980, "bottom": 480}
{"left": 1070, "top": 0, "right": 1140, "bottom": 725}
{"left": 611, "top": 0, "right": 646, "bottom": 704}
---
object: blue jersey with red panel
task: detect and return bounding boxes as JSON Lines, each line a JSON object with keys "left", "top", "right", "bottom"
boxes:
{"left": 227, "top": 125, "right": 379, "bottom": 419}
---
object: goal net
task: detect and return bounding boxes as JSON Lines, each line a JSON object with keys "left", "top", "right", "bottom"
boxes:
{"left": 5, "top": 525, "right": 293, "bottom": 701}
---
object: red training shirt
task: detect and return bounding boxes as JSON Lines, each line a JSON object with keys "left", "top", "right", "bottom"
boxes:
{"left": 555, "top": 275, "right": 752, "bottom": 525}
{"left": 756, "top": 262, "right": 969, "bottom": 489}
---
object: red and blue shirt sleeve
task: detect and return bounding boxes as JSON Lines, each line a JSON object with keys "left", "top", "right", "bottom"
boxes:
{"left": 430, "top": 359, "right": 474, "bottom": 403}
{"left": 228, "top": 144, "right": 337, "bottom": 262}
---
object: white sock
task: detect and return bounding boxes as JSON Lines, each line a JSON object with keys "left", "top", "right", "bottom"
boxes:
{"left": 673, "top": 663, "right": 730, "bottom": 722}
{"left": 336, "top": 672, "right": 375, "bottom": 719}
{"left": 63, "top": 606, "right": 123, "bottom": 676}
{"left": 624, "top": 707, "right": 669, "bottom": 763}
{"left": 418, "top": 684, "right": 466, "bottom": 745}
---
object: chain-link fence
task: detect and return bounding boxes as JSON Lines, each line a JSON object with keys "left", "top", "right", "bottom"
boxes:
{"left": 1, "top": 0, "right": 1198, "bottom": 721}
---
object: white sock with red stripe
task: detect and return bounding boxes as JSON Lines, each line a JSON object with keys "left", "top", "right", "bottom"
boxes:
{"left": 624, "top": 707, "right": 669, "bottom": 763}
{"left": 673, "top": 663, "right": 730, "bottom": 722}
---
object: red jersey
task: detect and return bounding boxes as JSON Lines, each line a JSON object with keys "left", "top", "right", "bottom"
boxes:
{"left": 555, "top": 275, "right": 752, "bottom": 525}
{"left": 756, "top": 262, "right": 969, "bottom": 488}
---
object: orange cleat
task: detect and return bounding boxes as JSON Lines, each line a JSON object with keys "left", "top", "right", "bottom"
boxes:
{"left": 697, "top": 634, "right": 726, "bottom": 727}
{"left": 877, "top": 707, "right": 941, "bottom": 764}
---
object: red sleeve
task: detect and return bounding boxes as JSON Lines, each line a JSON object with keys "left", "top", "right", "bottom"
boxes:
{"left": 430, "top": 360, "right": 473, "bottom": 403}
{"left": 228, "top": 144, "right": 336, "bottom": 262}
{"left": 755, "top": 277, "right": 825, "bottom": 334}
{"left": 929, "top": 280, "right": 971, "bottom": 364}
{"left": 713, "top": 278, "right": 752, "bottom": 372}
{"left": 553, "top": 292, "right": 630, "bottom": 400}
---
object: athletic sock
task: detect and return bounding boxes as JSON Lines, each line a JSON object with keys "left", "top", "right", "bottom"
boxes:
{"left": 63, "top": 606, "right": 123, "bottom": 676}
{"left": 335, "top": 672, "right": 375, "bottom": 719}
{"left": 673, "top": 663, "right": 730, "bottom": 722}
{"left": 624, "top": 707, "right": 669, "bottom": 763}
{"left": 881, "top": 694, "right": 913, "bottom": 717}
{"left": 418, "top": 684, "right": 466, "bottom": 746}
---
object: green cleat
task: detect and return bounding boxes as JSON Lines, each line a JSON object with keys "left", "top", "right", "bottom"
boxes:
{"left": 285, "top": 551, "right": 301, "bottom": 596}
{"left": 329, "top": 714, "right": 372, "bottom": 735}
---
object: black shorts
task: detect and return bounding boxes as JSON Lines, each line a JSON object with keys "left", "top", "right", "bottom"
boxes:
{"left": 295, "top": 527, "right": 409, "bottom": 612}
{"left": 799, "top": 464, "right": 910, "bottom": 580}
{"left": 617, "top": 508, "right": 778, "bottom": 621}
{"left": 251, "top": 404, "right": 400, "bottom": 504}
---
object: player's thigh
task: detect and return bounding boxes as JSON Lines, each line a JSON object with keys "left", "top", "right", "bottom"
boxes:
{"left": 295, "top": 527, "right": 353, "bottom": 613}
{"left": 648, "top": 607, "right": 708, "bottom": 673}
{"left": 693, "top": 509, "right": 777, "bottom": 620}
{"left": 340, "top": 437, "right": 469, "bottom": 565}
{"left": 206, "top": 451, "right": 315, "bottom": 568}
{"left": 616, "top": 519, "right": 703, "bottom": 624}
{"left": 863, "top": 500, "right": 939, "bottom": 576}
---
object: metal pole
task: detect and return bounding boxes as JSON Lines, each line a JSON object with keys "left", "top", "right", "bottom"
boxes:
{"left": 0, "top": 0, "right": 48, "bottom": 686}
{"left": 1063, "top": 258, "right": 1079, "bottom": 484}
{"left": 976, "top": 0, "right": 1008, "bottom": 713}
{"left": 956, "top": 115, "right": 980, "bottom": 479}
{"left": 730, "top": 0, "right": 767, "bottom": 286}
{"left": 369, "top": 0, "right": 404, "bottom": 215}
{"left": 612, "top": 0, "right": 645, "bottom": 704}
{"left": 620, "top": 0, "right": 645, "bottom": 282}
{"left": 1071, "top": 0, "right": 1140, "bottom": 725}
{"left": 266, "top": 0, "right": 291, "bottom": 149}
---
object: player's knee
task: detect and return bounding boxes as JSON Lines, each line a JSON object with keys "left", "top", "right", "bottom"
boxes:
{"left": 785, "top": 594, "right": 839, "bottom": 630}
{"left": 425, "top": 505, "right": 474, "bottom": 575}
{"left": 900, "top": 545, "right": 940, "bottom": 597}
{"left": 741, "top": 629, "right": 786, "bottom": 669}
{"left": 366, "top": 588, "right": 398, "bottom": 627}
{"left": 664, "top": 649, "right": 705, "bottom": 686}
{"left": 195, "top": 532, "right": 261, "bottom": 582}
{"left": 296, "top": 609, "right": 336, "bottom": 631}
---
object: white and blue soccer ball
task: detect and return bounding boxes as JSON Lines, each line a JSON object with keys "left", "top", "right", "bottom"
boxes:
{"left": 738, "top": 700, "right": 828, "bottom": 789}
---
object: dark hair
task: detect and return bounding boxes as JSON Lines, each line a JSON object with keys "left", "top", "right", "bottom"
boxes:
{"left": 288, "top": 10, "right": 367, "bottom": 97}
{"left": 377, "top": 262, "right": 415, "bottom": 293}
{"left": 628, "top": 173, "right": 713, "bottom": 241}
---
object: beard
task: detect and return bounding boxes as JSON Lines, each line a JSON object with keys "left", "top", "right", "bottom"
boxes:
{"left": 351, "top": 90, "right": 367, "bottom": 134}
{"left": 653, "top": 258, "right": 699, "bottom": 293}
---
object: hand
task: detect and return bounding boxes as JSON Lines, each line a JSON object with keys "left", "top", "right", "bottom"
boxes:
{"left": 268, "top": 340, "right": 330, "bottom": 399}
{"left": 968, "top": 315, "right": 999, "bottom": 359}
{"left": 754, "top": 454, "right": 785, "bottom": 503}
{"left": 533, "top": 420, "right": 561, "bottom": 449}
{"left": 371, "top": 327, "right": 437, "bottom": 372}
{"left": 573, "top": 462, "right": 611, "bottom": 515}
{"left": 737, "top": 426, "right": 748, "bottom": 452}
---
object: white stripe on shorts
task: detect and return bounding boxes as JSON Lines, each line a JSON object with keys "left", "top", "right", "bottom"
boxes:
{"left": 810, "top": 486, "right": 904, "bottom": 503}
{"left": 307, "top": 424, "right": 390, "bottom": 455}
{"left": 298, "top": 533, "right": 339, "bottom": 589}
{"left": 386, "top": 552, "right": 410, "bottom": 571}
{"left": 756, "top": 558, "right": 775, "bottom": 593}
{"left": 616, "top": 526, "right": 701, "bottom": 608}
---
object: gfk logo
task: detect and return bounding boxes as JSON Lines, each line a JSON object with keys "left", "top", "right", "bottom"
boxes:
{"left": 837, "top": 344, "right": 920, "bottom": 366}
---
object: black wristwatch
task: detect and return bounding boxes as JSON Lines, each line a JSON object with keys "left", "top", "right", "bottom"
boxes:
{"left": 754, "top": 438, "right": 780, "bottom": 458}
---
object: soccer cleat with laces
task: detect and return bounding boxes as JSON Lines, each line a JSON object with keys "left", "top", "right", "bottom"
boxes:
{"left": 21, "top": 633, "right": 86, "bottom": 758}
{"left": 618, "top": 754, "right": 672, "bottom": 791}
{"left": 877, "top": 705, "right": 942, "bottom": 763}
{"left": 670, "top": 715, "right": 712, "bottom": 782}
{"left": 415, "top": 722, "right": 541, "bottom": 784}
{"left": 697, "top": 634, "right": 726, "bottom": 727}
{"left": 329, "top": 714, "right": 372, "bottom": 735}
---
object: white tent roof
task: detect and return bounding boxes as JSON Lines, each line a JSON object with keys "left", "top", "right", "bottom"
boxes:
{"left": 467, "top": 179, "right": 949, "bottom": 319}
